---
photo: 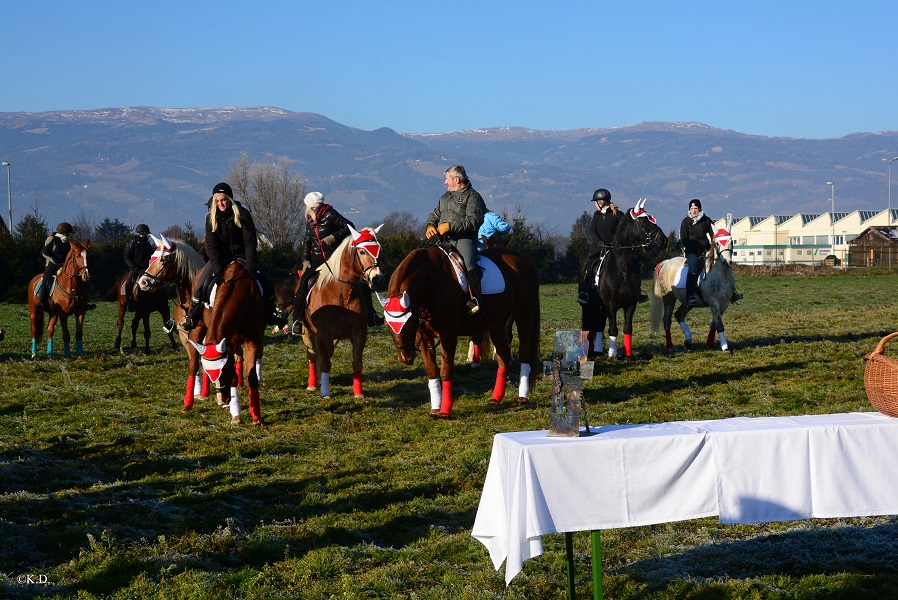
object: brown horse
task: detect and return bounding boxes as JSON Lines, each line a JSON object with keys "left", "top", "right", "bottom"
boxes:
{"left": 109, "top": 270, "right": 177, "bottom": 354}
{"left": 189, "top": 260, "right": 266, "bottom": 425}
{"left": 378, "top": 244, "right": 540, "bottom": 418}
{"left": 136, "top": 235, "right": 207, "bottom": 408}
{"left": 299, "top": 225, "right": 386, "bottom": 399}
{"left": 28, "top": 240, "right": 91, "bottom": 359}
{"left": 272, "top": 271, "right": 300, "bottom": 334}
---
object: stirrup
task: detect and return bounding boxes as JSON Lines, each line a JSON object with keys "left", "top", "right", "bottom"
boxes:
{"left": 291, "top": 320, "right": 303, "bottom": 335}
{"left": 576, "top": 291, "right": 589, "bottom": 306}
{"left": 177, "top": 316, "right": 195, "bottom": 332}
{"left": 162, "top": 318, "right": 175, "bottom": 334}
{"left": 688, "top": 295, "right": 700, "bottom": 307}
{"left": 638, "top": 290, "right": 649, "bottom": 304}
{"left": 466, "top": 298, "right": 480, "bottom": 315}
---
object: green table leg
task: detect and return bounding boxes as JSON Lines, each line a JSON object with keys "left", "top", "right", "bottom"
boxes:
{"left": 591, "top": 530, "right": 603, "bottom": 600}
{"left": 566, "top": 532, "right": 575, "bottom": 600}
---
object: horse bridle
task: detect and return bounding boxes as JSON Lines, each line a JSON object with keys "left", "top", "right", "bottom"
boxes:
{"left": 55, "top": 254, "right": 89, "bottom": 303}
{"left": 321, "top": 243, "right": 381, "bottom": 287}
{"left": 140, "top": 249, "right": 176, "bottom": 291}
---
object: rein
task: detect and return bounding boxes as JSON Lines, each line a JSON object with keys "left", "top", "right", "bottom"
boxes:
{"left": 321, "top": 244, "right": 380, "bottom": 286}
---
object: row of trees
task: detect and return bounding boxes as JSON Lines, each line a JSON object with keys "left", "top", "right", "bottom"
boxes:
{"left": 0, "top": 155, "right": 680, "bottom": 303}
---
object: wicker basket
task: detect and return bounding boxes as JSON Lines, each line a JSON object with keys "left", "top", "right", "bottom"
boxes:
{"left": 863, "top": 332, "right": 898, "bottom": 417}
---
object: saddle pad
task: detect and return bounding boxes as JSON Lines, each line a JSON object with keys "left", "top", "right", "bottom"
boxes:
{"left": 207, "top": 281, "right": 264, "bottom": 308}
{"left": 440, "top": 247, "right": 505, "bottom": 295}
{"left": 672, "top": 267, "right": 706, "bottom": 289}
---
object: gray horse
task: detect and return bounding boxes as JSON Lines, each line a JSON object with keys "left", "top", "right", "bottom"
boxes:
{"left": 651, "top": 218, "right": 739, "bottom": 353}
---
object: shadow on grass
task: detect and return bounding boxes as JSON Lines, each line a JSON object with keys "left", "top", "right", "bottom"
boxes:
{"left": 611, "top": 520, "right": 898, "bottom": 591}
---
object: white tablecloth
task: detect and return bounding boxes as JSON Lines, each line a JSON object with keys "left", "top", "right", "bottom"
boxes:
{"left": 471, "top": 412, "right": 898, "bottom": 585}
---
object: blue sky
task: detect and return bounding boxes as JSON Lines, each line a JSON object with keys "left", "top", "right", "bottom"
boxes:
{"left": 2, "top": 1, "right": 896, "bottom": 139}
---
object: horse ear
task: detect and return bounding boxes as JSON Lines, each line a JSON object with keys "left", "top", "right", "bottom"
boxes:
{"left": 375, "top": 291, "right": 389, "bottom": 308}
{"left": 373, "top": 224, "right": 384, "bottom": 235}
{"left": 150, "top": 233, "right": 160, "bottom": 247}
{"left": 159, "top": 234, "right": 172, "bottom": 250}
{"left": 400, "top": 291, "right": 410, "bottom": 309}
{"left": 215, "top": 339, "right": 227, "bottom": 354}
{"left": 188, "top": 339, "right": 205, "bottom": 353}
{"left": 348, "top": 225, "right": 361, "bottom": 241}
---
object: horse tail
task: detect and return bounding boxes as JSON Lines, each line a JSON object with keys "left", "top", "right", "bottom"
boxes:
{"left": 650, "top": 262, "right": 664, "bottom": 333}
{"left": 105, "top": 277, "right": 122, "bottom": 301}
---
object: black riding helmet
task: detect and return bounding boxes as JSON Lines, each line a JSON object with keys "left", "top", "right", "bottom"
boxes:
{"left": 136, "top": 223, "right": 150, "bottom": 234}
{"left": 56, "top": 222, "right": 73, "bottom": 235}
{"left": 592, "top": 188, "right": 611, "bottom": 205}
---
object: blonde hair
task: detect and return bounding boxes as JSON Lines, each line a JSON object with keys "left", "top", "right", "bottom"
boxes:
{"left": 209, "top": 193, "right": 242, "bottom": 232}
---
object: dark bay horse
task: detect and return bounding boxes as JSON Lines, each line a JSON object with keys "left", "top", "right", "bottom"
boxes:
{"left": 299, "top": 225, "right": 386, "bottom": 399}
{"left": 273, "top": 271, "right": 300, "bottom": 335}
{"left": 651, "top": 220, "right": 737, "bottom": 353}
{"left": 28, "top": 240, "right": 91, "bottom": 359}
{"left": 189, "top": 260, "right": 266, "bottom": 425}
{"left": 109, "top": 270, "right": 177, "bottom": 354}
{"left": 136, "top": 235, "right": 207, "bottom": 408}
{"left": 581, "top": 199, "right": 667, "bottom": 358}
{"left": 379, "top": 244, "right": 540, "bottom": 418}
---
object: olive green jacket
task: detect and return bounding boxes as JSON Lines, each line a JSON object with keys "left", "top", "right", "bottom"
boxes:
{"left": 425, "top": 184, "right": 486, "bottom": 241}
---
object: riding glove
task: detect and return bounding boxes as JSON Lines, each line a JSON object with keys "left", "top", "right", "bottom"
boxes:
{"left": 437, "top": 222, "right": 451, "bottom": 235}
{"left": 425, "top": 225, "right": 437, "bottom": 239}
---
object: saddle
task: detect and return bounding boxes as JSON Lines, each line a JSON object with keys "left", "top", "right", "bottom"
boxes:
{"left": 34, "top": 274, "right": 58, "bottom": 298}
{"left": 438, "top": 246, "right": 506, "bottom": 295}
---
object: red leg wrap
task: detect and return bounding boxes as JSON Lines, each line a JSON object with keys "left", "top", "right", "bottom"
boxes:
{"left": 353, "top": 371, "right": 363, "bottom": 396}
{"left": 248, "top": 386, "right": 261, "bottom": 421}
{"left": 439, "top": 380, "right": 453, "bottom": 416}
{"left": 707, "top": 328, "right": 716, "bottom": 348}
{"left": 623, "top": 333, "right": 633, "bottom": 356}
{"left": 665, "top": 330, "right": 673, "bottom": 349}
{"left": 235, "top": 360, "right": 244, "bottom": 387}
{"left": 200, "top": 372, "right": 210, "bottom": 397}
{"left": 184, "top": 375, "right": 195, "bottom": 408}
{"left": 472, "top": 343, "right": 481, "bottom": 363}
{"left": 492, "top": 368, "right": 508, "bottom": 402}
{"left": 307, "top": 360, "right": 317, "bottom": 390}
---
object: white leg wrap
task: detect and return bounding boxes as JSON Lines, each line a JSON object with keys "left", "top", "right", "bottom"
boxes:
{"left": 518, "top": 363, "right": 531, "bottom": 399}
{"left": 428, "top": 378, "right": 441, "bottom": 410}
{"left": 229, "top": 387, "right": 240, "bottom": 417}
{"left": 255, "top": 359, "right": 262, "bottom": 384}
{"left": 718, "top": 331, "right": 728, "bottom": 351}
{"left": 608, "top": 336, "right": 617, "bottom": 358}
{"left": 593, "top": 332, "right": 603, "bottom": 352}
{"left": 193, "top": 375, "right": 202, "bottom": 395}
{"left": 320, "top": 372, "right": 331, "bottom": 397}
{"left": 680, "top": 321, "right": 693, "bottom": 343}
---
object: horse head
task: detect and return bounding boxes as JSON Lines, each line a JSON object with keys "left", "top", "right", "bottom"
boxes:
{"left": 376, "top": 290, "right": 418, "bottom": 365}
{"left": 138, "top": 234, "right": 175, "bottom": 292}
{"left": 621, "top": 198, "right": 668, "bottom": 249}
{"left": 69, "top": 240, "right": 91, "bottom": 282}
{"left": 349, "top": 224, "right": 387, "bottom": 291}
{"left": 189, "top": 338, "right": 232, "bottom": 392}
{"left": 712, "top": 228, "right": 734, "bottom": 265}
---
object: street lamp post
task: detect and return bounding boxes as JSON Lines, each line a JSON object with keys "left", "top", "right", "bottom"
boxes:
{"left": 827, "top": 181, "right": 835, "bottom": 263}
{"left": 0, "top": 162, "right": 9, "bottom": 234}
{"left": 885, "top": 157, "right": 898, "bottom": 226}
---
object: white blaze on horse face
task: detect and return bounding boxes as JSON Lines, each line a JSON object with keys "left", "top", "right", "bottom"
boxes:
{"left": 80, "top": 250, "right": 90, "bottom": 280}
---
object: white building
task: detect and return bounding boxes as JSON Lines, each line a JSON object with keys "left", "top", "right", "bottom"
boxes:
{"left": 714, "top": 209, "right": 898, "bottom": 266}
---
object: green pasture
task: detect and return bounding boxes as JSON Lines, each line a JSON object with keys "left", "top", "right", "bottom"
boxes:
{"left": 2, "top": 271, "right": 898, "bottom": 599}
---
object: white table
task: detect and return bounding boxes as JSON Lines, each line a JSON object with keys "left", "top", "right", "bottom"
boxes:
{"left": 472, "top": 412, "right": 898, "bottom": 595}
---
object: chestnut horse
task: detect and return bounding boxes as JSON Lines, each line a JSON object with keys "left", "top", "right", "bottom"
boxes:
{"left": 136, "top": 235, "right": 207, "bottom": 408}
{"left": 28, "top": 240, "right": 91, "bottom": 359}
{"left": 581, "top": 199, "right": 668, "bottom": 358}
{"left": 299, "top": 225, "right": 386, "bottom": 399}
{"left": 109, "top": 270, "right": 177, "bottom": 354}
{"left": 189, "top": 260, "right": 266, "bottom": 425}
{"left": 379, "top": 244, "right": 540, "bottom": 418}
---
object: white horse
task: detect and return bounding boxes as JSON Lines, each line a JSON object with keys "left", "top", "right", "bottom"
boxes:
{"left": 651, "top": 218, "right": 739, "bottom": 353}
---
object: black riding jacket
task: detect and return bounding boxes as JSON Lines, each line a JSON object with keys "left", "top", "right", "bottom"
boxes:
{"left": 124, "top": 235, "right": 154, "bottom": 270}
{"left": 205, "top": 202, "right": 259, "bottom": 276}
{"left": 680, "top": 214, "right": 714, "bottom": 256}
{"left": 42, "top": 234, "right": 70, "bottom": 267}
{"left": 587, "top": 206, "right": 622, "bottom": 259}
{"left": 301, "top": 204, "right": 354, "bottom": 267}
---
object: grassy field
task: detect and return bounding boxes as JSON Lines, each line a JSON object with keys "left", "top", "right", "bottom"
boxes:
{"left": 2, "top": 270, "right": 898, "bottom": 599}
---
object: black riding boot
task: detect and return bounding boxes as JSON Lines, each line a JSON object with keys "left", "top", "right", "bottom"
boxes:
{"left": 686, "top": 273, "right": 700, "bottom": 307}
{"left": 466, "top": 268, "right": 481, "bottom": 315}
{"left": 291, "top": 292, "right": 304, "bottom": 335}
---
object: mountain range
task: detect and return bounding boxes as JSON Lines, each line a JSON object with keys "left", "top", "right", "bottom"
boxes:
{"left": 1, "top": 106, "right": 896, "bottom": 238}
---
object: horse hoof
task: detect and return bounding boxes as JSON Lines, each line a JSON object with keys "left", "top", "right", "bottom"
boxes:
{"left": 517, "top": 397, "right": 529, "bottom": 407}
{"left": 230, "top": 416, "right": 241, "bottom": 425}
{"left": 485, "top": 400, "right": 502, "bottom": 412}
{"left": 437, "top": 412, "right": 451, "bottom": 419}
{"left": 354, "top": 393, "right": 364, "bottom": 399}
{"left": 306, "top": 386, "right": 317, "bottom": 392}
{"left": 182, "top": 406, "right": 192, "bottom": 413}
{"left": 429, "top": 409, "right": 441, "bottom": 419}
{"left": 251, "top": 418, "right": 263, "bottom": 427}
{"left": 321, "top": 395, "right": 331, "bottom": 402}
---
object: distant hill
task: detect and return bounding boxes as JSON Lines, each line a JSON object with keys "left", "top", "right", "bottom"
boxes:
{"left": 1, "top": 107, "right": 896, "bottom": 237}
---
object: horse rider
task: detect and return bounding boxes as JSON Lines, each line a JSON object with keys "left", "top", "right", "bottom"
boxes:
{"left": 680, "top": 198, "right": 744, "bottom": 307}
{"left": 178, "top": 182, "right": 276, "bottom": 332}
{"left": 123, "top": 223, "right": 153, "bottom": 311}
{"left": 425, "top": 165, "right": 486, "bottom": 314}
{"left": 470, "top": 209, "right": 512, "bottom": 364}
{"left": 35, "top": 222, "right": 73, "bottom": 312}
{"left": 291, "top": 191, "right": 358, "bottom": 336}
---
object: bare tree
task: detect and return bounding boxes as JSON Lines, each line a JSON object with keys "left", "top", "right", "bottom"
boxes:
{"left": 378, "top": 211, "right": 422, "bottom": 238}
{"left": 229, "top": 152, "right": 306, "bottom": 249}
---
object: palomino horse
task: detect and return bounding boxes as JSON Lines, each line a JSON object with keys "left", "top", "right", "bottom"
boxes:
{"left": 109, "top": 270, "right": 177, "bottom": 354}
{"left": 651, "top": 220, "right": 737, "bottom": 352}
{"left": 28, "top": 240, "right": 91, "bottom": 359}
{"left": 379, "top": 244, "right": 540, "bottom": 418}
{"left": 299, "top": 225, "right": 386, "bottom": 399}
{"left": 581, "top": 199, "right": 668, "bottom": 359}
{"left": 189, "top": 260, "right": 267, "bottom": 425}
{"left": 136, "top": 235, "right": 207, "bottom": 408}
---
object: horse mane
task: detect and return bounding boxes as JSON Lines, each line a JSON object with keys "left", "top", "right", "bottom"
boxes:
{"left": 316, "top": 228, "right": 377, "bottom": 286}
{"left": 170, "top": 239, "right": 205, "bottom": 282}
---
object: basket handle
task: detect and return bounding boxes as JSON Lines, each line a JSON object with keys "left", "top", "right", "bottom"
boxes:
{"left": 873, "top": 332, "right": 898, "bottom": 355}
